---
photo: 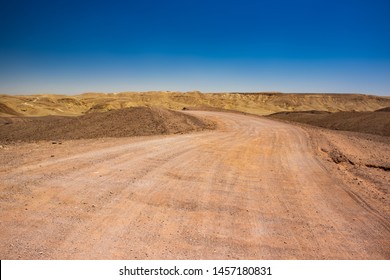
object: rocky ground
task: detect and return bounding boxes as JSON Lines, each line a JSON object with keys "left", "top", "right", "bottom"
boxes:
{"left": 269, "top": 108, "right": 390, "bottom": 136}
{"left": 0, "top": 111, "right": 388, "bottom": 259}
{"left": 0, "top": 107, "right": 215, "bottom": 144}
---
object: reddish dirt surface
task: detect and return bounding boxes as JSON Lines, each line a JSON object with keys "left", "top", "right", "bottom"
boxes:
{"left": 0, "top": 111, "right": 389, "bottom": 259}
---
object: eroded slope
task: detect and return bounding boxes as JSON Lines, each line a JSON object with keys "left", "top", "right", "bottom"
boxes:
{"left": 1, "top": 92, "right": 389, "bottom": 117}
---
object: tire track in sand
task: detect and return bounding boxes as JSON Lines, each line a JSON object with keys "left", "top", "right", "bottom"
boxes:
{"left": 0, "top": 111, "right": 388, "bottom": 259}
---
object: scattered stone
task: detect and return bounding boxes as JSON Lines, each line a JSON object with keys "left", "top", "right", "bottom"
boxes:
{"left": 329, "top": 149, "right": 353, "bottom": 164}
{"left": 320, "top": 147, "right": 329, "bottom": 153}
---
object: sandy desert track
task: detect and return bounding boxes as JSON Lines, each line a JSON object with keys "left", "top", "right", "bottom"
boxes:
{"left": 0, "top": 111, "right": 388, "bottom": 259}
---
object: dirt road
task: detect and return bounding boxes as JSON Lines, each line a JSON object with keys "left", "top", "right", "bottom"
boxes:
{"left": 0, "top": 111, "right": 388, "bottom": 259}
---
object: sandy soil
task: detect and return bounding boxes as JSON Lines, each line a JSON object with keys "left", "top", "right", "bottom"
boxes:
{"left": 303, "top": 127, "right": 389, "bottom": 220}
{"left": 0, "top": 111, "right": 388, "bottom": 259}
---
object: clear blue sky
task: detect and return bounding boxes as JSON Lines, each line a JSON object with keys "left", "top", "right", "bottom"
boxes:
{"left": 1, "top": 0, "right": 389, "bottom": 95}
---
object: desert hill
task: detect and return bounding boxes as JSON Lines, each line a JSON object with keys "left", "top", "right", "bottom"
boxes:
{"left": 0, "top": 107, "right": 214, "bottom": 144}
{"left": 1, "top": 91, "right": 389, "bottom": 117}
{"left": 269, "top": 108, "right": 390, "bottom": 136}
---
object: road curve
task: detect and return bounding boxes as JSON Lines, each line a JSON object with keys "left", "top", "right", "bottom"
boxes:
{"left": 0, "top": 111, "right": 388, "bottom": 259}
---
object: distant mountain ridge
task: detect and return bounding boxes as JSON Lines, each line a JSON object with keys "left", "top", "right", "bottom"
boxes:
{"left": 1, "top": 91, "right": 389, "bottom": 117}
